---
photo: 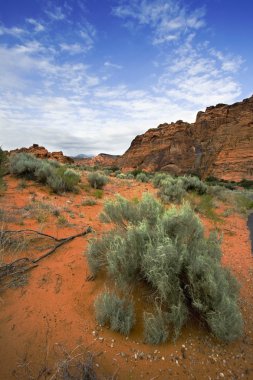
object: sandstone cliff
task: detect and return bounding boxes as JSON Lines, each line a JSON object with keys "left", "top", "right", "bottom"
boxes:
{"left": 9, "top": 144, "right": 73, "bottom": 164}
{"left": 118, "top": 95, "right": 253, "bottom": 181}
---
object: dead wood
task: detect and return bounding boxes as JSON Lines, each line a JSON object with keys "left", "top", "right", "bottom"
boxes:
{"left": 0, "top": 227, "right": 93, "bottom": 282}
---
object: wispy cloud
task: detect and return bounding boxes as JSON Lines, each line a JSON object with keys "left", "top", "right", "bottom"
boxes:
{"left": 112, "top": 0, "right": 205, "bottom": 44}
{"left": 104, "top": 61, "right": 123, "bottom": 70}
{"left": 0, "top": 25, "right": 26, "bottom": 38}
{"left": 155, "top": 37, "right": 242, "bottom": 106}
{"left": 26, "top": 18, "right": 45, "bottom": 32}
{"left": 45, "top": 6, "right": 66, "bottom": 21}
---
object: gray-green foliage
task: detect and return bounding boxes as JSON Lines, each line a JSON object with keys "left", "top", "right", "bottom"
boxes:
{"left": 153, "top": 174, "right": 208, "bottom": 204}
{"left": 9, "top": 153, "right": 80, "bottom": 193}
{"left": 136, "top": 172, "right": 149, "bottom": 183}
{"left": 87, "top": 172, "right": 108, "bottom": 189}
{"left": 143, "top": 306, "right": 169, "bottom": 344}
{"left": 94, "top": 291, "right": 135, "bottom": 335}
{"left": 0, "top": 147, "right": 7, "bottom": 187}
{"left": 87, "top": 194, "right": 243, "bottom": 343}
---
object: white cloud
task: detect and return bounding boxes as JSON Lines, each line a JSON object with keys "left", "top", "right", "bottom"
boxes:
{"left": 0, "top": 25, "right": 26, "bottom": 38}
{"left": 104, "top": 61, "right": 123, "bottom": 70}
{"left": 60, "top": 43, "right": 83, "bottom": 54}
{"left": 26, "top": 18, "right": 45, "bottom": 32}
{"left": 155, "top": 40, "right": 242, "bottom": 107}
{"left": 112, "top": 0, "right": 205, "bottom": 45}
{"left": 45, "top": 6, "right": 65, "bottom": 21}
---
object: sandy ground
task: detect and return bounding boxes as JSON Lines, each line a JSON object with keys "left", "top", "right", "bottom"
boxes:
{"left": 0, "top": 174, "right": 253, "bottom": 380}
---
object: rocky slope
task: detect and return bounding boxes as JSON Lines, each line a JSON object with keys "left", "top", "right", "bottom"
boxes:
{"left": 9, "top": 144, "right": 73, "bottom": 164}
{"left": 118, "top": 95, "right": 253, "bottom": 181}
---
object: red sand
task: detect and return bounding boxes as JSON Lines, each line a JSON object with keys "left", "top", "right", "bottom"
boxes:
{"left": 0, "top": 174, "right": 253, "bottom": 380}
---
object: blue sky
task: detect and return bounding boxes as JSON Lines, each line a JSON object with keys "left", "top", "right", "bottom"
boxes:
{"left": 0, "top": 0, "right": 252, "bottom": 155}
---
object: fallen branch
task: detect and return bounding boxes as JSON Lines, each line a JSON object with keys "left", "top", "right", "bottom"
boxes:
{"left": 0, "top": 227, "right": 93, "bottom": 282}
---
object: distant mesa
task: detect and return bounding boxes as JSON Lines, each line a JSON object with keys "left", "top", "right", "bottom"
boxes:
{"left": 71, "top": 153, "right": 93, "bottom": 160}
{"left": 9, "top": 144, "right": 73, "bottom": 164}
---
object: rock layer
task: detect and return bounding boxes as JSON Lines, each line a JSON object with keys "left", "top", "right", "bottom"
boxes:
{"left": 9, "top": 144, "right": 73, "bottom": 164}
{"left": 118, "top": 95, "right": 253, "bottom": 181}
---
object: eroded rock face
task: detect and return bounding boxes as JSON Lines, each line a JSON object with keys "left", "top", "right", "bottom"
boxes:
{"left": 9, "top": 144, "right": 73, "bottom": 164}
{"left": 118, "top": 96, "right": 253, "bottom": 181}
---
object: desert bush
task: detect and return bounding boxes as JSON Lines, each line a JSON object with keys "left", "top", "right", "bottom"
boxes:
{"left": 158, "top": 177, "right": 186, "bottom": 203}
{"left": 239, "top": 179, "right": 253, "bottom": 189}
{"left": 116, "top": 173, "right": 127, "bottom": 179}
{"left": 152, "top": 173, "right": 169, "bottom": 188}
{"left": 10, "top": 153, "right": 40, "bottom": 179}
{"left": 87, "top": 194, "right": 243, "bottom": 343}
{"left": 94, "top": 291, "right": 135, "bottom": 335}
{"left": 35, "top": 161, "right": 55, "bottom": 184}
{"left": 87, "top": 172, "right": 108, "bottom": 189}
{"left": 10, "top": 153, "right": 80, "bottom": 193}
{"left": 181, "top": 176, "right": 207, "bottom": 195}
{"left": 125, "top": 173, "right": 134, "bottom": 179}
{"left": 136, "top": 172, "right": 149, "bottom": 183}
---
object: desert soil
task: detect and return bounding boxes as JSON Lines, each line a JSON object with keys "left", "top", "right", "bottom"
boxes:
{"left": 0, "top": 174, "right": 253, "bottom": 380}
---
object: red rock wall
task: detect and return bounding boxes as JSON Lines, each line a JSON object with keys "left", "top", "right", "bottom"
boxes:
{"left": 118, "top": 96, "right": 253, "bottom": 181}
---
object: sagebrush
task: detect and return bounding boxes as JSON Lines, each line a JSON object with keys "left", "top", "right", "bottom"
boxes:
{"left": 9, "top": 153, "right": 80, "bottom": 193}
{"left": 87, "top": 193, "right": 243, "bottom": 343}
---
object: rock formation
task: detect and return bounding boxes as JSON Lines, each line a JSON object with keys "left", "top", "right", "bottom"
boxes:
{"left": 118, "top": 95, "right": 253, "bottom": 181}
{"left": 9, "top": 144, "right": 73, "bottom": 164}
{"left": 77, "top": 153, "right": 120, "bottom": 168}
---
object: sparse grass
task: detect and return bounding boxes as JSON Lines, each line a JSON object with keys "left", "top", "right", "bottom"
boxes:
{"left": 94, "top": 290, "right": 135, "bottom": 335}
{"left": 57, "top": 215, "right": 69, "bottom": 226}
{"left": 234, "top": 193, "right": 253, "bottom": 214}
{"left": 195, "top": 194, "right": 222, "bottom": 221}
{"left": 143, "top": 306, "right": 169, "bottom": 344}
{"left": 82, "top": 199, "right": 97, "bottom": 206}
{"left": 0, "top": 227, "right": 29, "bottom": 265}
{"left": 93, "top": 189, "right": 103, "bottom": 199}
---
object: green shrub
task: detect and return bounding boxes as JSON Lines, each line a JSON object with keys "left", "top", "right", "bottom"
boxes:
{"left": 136, "top": 172, "right": 149, "bottom": 183}
{"left": 158, "top": 177, "right": 186, "bottom": 203}
{"left": 0, "top": 148, "right": 7, "bottom": 188}
{"left": 126, "top": 173, "right": 134, "bottom": 180}
{"left": 152, "top": 173, "right": 169, "bottom": 188}
{"left": 239, "top": 179, "right": 253, "bottom": 189}
{"left": 10, "top": 153, "right": 40, "bottom": 179}
{"left": 94, "top": 291, "right": 135, "bottom": 335}
{"left": 181, "top": 176, "right": 207, "bottom": 195}
{"left": 10, "top": 153, "right": 80, "bottom": 193}
{"left": 87, "top": 172, "right": 108, "bottom": 189}
{"left": 86, "top": 195, "right": 243, "bottom": 343}
{"left": 93, "top": 189, "right": 103, "bottom": 199}
{"left": 116, "top": 173, "right": 127, "bottom": 179}
{"left": 35, "top": 161, "right": 55, "bottom": 184}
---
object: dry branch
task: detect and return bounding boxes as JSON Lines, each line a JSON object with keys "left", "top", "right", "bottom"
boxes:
{"left": 0, "top": 227, "right": 93, "bottom": 282}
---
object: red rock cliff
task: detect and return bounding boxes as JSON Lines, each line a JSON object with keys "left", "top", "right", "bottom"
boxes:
{"left": 118, "top": 95, "right": 253, "bottom": 181}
